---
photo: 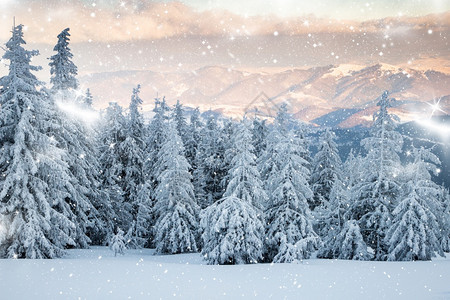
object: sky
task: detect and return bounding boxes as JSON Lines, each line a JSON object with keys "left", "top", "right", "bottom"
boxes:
{"left": 0, "top": 0, "right": 448, "bottom": 78}
{"left": 184, "top": 0, "right": 450, "bottom": 20}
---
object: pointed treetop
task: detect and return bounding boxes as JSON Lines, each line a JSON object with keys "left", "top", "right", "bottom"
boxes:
{"left": 84, "top": 88, "right": 93, "bottom": 107}
{"left": 1, "top": 24, "right": 42, "bottom": 89}
{"left": 49, "top": 27, "right": 78, "bottom": 91}
{"left": 375, "top": 90, "right": 396, "bottom": 115}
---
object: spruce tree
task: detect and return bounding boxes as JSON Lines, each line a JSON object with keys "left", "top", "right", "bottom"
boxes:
{"left": 342, "top": 149, "right": 362, "bottom": 191}
{"left": 109, "top": 228, "right": 126, "bottom": 257}
{"left": 143, "top": 96, "right": 169, "bottom": 195}
{"left": 322, "top": 220, "right": 372, "bottom": 260}
{"left": 153, "top": 123, "right": 199, "bottom": 254}
{"left": 440, "top": 188, "right": 450, "bottom": 252}
{"left": 84, "top": 88, "right": 93, "bottom": 107}
{"left": 220, "top": 118, "right": 237, "bottom": 193}
{"left": 184, "top": 107, "right": 203, "bottom": 172}
{"left": 348, "top": 90, "right": 403, "bottom": 260}
{"left": 0, "top": 25, "right": 75, "bottom": 258}
{"left": 121, "top": 85, "right": 147, "bottom": 248}
{"left": 201, "top": 120, "right": 265, "bottom": 264}
{"left": 265, "top": 131, "right": 319, "bottom": 263}
{"left": 193, "top": 114, "right": 226, "bottom": 208}
{"left": 48, "top": 28, "right": 106, "bottom": 247}
{"left": 385, "top": 146, "right": 444, "bottom": 261}
{"left": 141, "top": 96, "right": 170, "bottom": 246}
{"left": 310, "top": 128, "right": 343, "bottom": 210}
{"left": 252, "top": 117, "right": 268, "bottom": 159}
{"left": 172, "top": 100, "right": 189, "bottom": 146}
{"left": 258, "top": 107, "right": 287, "bottom": 199}
{"left": 316, "top": 178, "right": 351, "bottom": 258}
{"left": 81, "top": 92, "right": 115, "bottom": 245}
{"left": 98, "top": 102, "right": 129, "bottom": 233}
{"left": 49, "top": 28, "right": 78, "bottom": 91}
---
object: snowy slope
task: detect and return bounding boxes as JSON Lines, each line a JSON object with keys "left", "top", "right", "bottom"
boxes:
{"left": 0, "top": 247, "right": 449, "bottom": 299}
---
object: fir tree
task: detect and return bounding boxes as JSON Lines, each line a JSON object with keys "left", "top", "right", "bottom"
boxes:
{"left": 310, "top": 128, "right": 343, "bottom": 210}
{"left": 222, "top": 120, "right": 267, "bottom": 209}
{"left": 347, "top": 90, "right": 403, "bottom": 260}
{"left": 193, "top": 114, "right": 226, "bottom": 208}
{"left": 316, "top": 178, "right": 351, "bottom": 258}
{"left": 172, "top": 100, "right": 189, "bottom": 146}
{"left": 252, "top": 117, "right": 268, "bottom": 159}
{"left": 201, "top": 120, "right": 265, "bottom": 264}
{"left": 84, "top": 88, "right": 93, "bottom": 107}
{"left": 334, "top": 220, "right": 372, "bottom": 260}
{"left": 109, "top": 228, "right": 126, "bottom": 257}
{"left": 143, "top": 96, "right": 169, "bottom": 194}
{"left": 265, "top": 131, "right": 319, "bottom": 263}
{"left": 258, "top": 107, "right": 286, "bottom": 198}
{"left": 98, "top": 102, "right": 129, "bottom": 233}
{"left": 141, "top": 96, "right": 170, "bottom": 246}
{"left": 184, "top": 107, "right": 203, "bottom": 172}
{"left": 153, "top": 123, "right": 199, "bottom": 254}
{"left": 201, "top": 196, "right": 264, "bottom": 264}
{"left": 49, "top": 28, "right": 78, "bottom": 91}
{"left": 385, "top": 146, "right": 444, "bottom": 261}
{"left": 81, "top": 92, "right": 114, "bottom": 245}
{"left": 48, "top": 29, "right": 107, "bottom": 247}
{"left": 121, "top": 85, "right": 147, "bottom": 248}
{"left": 440, "top": 188, "right": 450, "bottom": 252}
{"left": 342, "top": 149, "right": 361, "bottom": 191}
{"left": 220, "top": 118, "right": 237, "bottom": 193}
{"left": 0, "top": 25, "right": 75, "bottom": 258}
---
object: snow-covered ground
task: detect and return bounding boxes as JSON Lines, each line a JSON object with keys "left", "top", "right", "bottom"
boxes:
{"left": 0, "top": 247, "right": 449, "bottom": 299}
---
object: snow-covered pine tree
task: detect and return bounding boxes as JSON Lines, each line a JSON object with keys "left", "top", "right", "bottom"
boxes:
{"left": 109, "top": 228, "right": 126, "bottom": 256}
{"left": 193, "top": 114, "right": 226, "bottom": 208}
{"left": 172, "top": 100, "right": 189, "bottom": 146}
{"left": 220, "top": 118, "right": 237, "bottom": 193}
{"left": 0, "top": 25, "right": 77, "bottom": 258}
{"left": 78, "top": 91, "right": 115, "bottom": 246}
{"left": 316, "top": 177, "right": 350, "bottom": 258}
{"left": 153, "top": 123, "right": 200, "bottom": 254}
{"left": 385, "top": 146, "right": 444, "bottom": 261}
{"left": 310, "top": 128, "right": 343, "bottom": 211}
{"left": 84, "top": 88, "right": 93, "bottom": 107}
{"left": 140, "top": 96, "right": 170, "bottom": 246}
{"left": 133, "top": 180, "right": 153, "bottom": 248}
{"left": 294, "top": 119, "right": 313, "bottom": 176}
{"left": 439, "top": 186, "right": 450, "bottom": 252}
{"left": 347, "top": 90, "right": 403, "bottom": 260}
{"left": 265, "top": 130, "right": 320, "bottom": 263}
{"left": 258, "top": 106, "right": 289, "bottom": 199}
{"left": 342, "top": 149, "right": 362, "bottom": 191}
{"left": 143, "top": 96, "right": 169, "bottom": 196}
{"left": 222, "top": 120, "right": 267, "bottom": 209}
{"left": 332, "top": 220, "right": 372, "bottom": 260}
{"left": 49, "top": 108, "right": 99, "bottom": 248}
{"left": 252, "top": 117, "right": 268, "bottom": 159}
{"left": 201, "top": 120, "right": 265, "bottom": 264}
{"left": 98, "top": 102, "right": 129, "bottom": 233}
{"left": 121, "top": 85, "right": 147, "bottom": 248}
{"left": 49, "top": 28, "right": 78, "bottom": 91}
{"left": 48, "top": 28, "right": 109, "bottom": 248}
{"left": 184, "top": 107, "right": 203, "bottom": 172}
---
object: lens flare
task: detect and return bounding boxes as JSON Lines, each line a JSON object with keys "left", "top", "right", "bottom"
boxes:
{"left": 426, "top": 98, "right": 447, "bottom": 118}
{"left": 414, "top": 118, "right": 450, "bottom": 140}
{"left": 56, "top": 100, "right": 99, "bottom": 125}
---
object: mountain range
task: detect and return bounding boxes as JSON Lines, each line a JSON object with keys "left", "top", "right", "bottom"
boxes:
{"left": 81, "top": 63, "right": 450, "bottom": 127}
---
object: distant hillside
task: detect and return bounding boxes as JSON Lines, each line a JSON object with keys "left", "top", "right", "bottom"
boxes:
{"left": 81, "top": 63, "right": 450, "bottom": 127}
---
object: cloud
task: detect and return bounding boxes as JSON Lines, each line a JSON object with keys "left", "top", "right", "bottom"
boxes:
{"left": 0, "top": 0, "right": 448, "bottom": 44}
